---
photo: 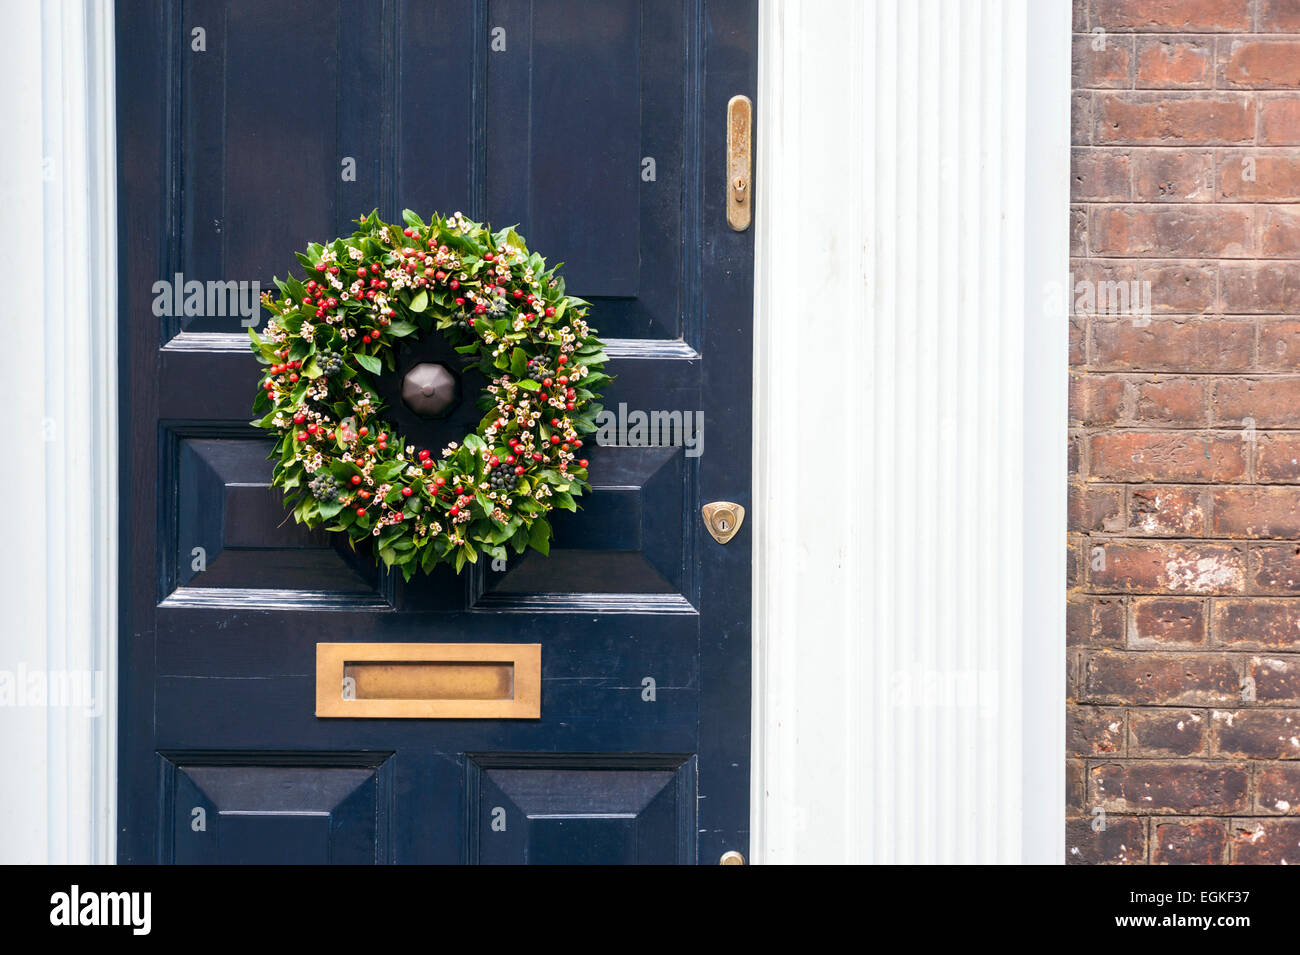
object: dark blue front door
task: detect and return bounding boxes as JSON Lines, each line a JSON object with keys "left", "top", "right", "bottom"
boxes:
{"left": 116, "top": 0, "right": 755, "bottom": 864}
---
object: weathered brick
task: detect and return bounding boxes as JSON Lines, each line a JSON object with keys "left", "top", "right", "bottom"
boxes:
{"left": 1069, "top": 595, "right": 1127, "bottom": 647}
{"left": 1130, "top": 597, "right": 1207, "bottom": 646}
{"left": 1074, "top": 90, "right": 1094, "bottom": 145}
{"left": 1254, "top": 763, "right": 1300, "bottom": 814}
{"left": 1217, "top": 151, "right": 1300, "bottom": 201}
{"left": 1136, "top": 36, "right": 1214, "bottom": 87}
{"left": 1216, "top": 599, "right": 1300, "bottom": 649}
{"left": 1089, "top": 205, "right": 1253, "bottom": 257}
{"left": 1219, "top": 39, "right": 1300, "bottom": 88}
{"left": 1070, "top": 313, "right": 1086, "bottom": 365}
{"left": 1089, "top": 0, "right": 1250, "bottom": 31}
{"left": 1131, "top": 149, "right": 1214, "bottom": 200}
{"left": 1066, "top": 815, "right": 1147, "bottom": 864}
{"left": 1256, "top": 433, "right": 1300, "bottom": 481}
{"left": 1261, "top": 206, "right": 1300, "bottom": 256}
{"left": 1260, "top": 94, "right": 1300, "bottom": 144}
{"left": 1071, "top": 258, "right": 1218, "bottom": 314}
{"left": 1071, "top": 206, "right": 1089, "bottom": 256}
{"left": 1085, "top": 651, "right": 1240, "bottom": 703}
{"left": 1090, "top": 760, "right": 1249, "bottom": 813}
{"left": 1151, "top": 818, "right": 1227, "bottom": 863}
{"left": 1128, "top": 486, "right": 1208, "bottom": 535}
{"left": 1212, "top": 708, "right": 1300, "bottom": 757}
{"left": 1089, "top": 432, "right": 1246, "bottom": 483}
{"left": 1070, "top": 483, "right": 1127, "bottom": 533}
{"left": 1092, "top": 319, "right": 1253, "bottom": 372}
{"left": 1070, "top": 373, "right": 1126, "bottom": 425}
{"left": 1089, "top": 540, "right": 1247, "bottom": 593}
{"left": 1129, "top": 708, "right": 1208, "bottom": 755}
{"left": 1247, "top": 654, "right": 1300, "bottom": 701}
{"left": 1069, "top": 705, "right": 1127, "bottom": 755}
{"left": 1074, "top": 33, "right": 1134, "bottom": 88}
{"left": 1231, "top": 819, "right": 1300, "bottom": 863}
{"left": 1134, "top": 377, "right": 1208, "bottom": 425}
{"left": 1220, "top": 264, "right": 1300, "bottom": 314}
{"left": 1259, "top": 0, "right": 1300, "bottom": 33}
{"left": 1067, "top": 758, "right": 1088, "bottom": 813}
{"left": 1215, "top": 376, "right": 1300, "bottom": 425}
{"left": 1094, "top": 92, "right": 1255, "bottom": 145}
{"left": 1249, "top": 545, "right": 1300, "bottom": 593}
{"left": 1073, "top": 148, "right": 1132, "bottom": 200}
{"left": 1212, "top": 487, "right": 1300, "bottom": 538}
{"left": 1258, "top": 322, "right": 1300, "bottom": 372}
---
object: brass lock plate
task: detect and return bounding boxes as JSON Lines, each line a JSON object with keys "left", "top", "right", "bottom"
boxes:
{"left": 726, "top": 95, "right": 752, "bottom": 231}
{"left": 703, "top": 502, "right": 745, "bottom": 544}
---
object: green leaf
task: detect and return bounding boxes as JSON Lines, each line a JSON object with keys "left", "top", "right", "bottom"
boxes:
{"left": 510, "top": 347, "right": 528, "bottom": 377}
{"left": 409, "top": 290, "right": 428, "bottom": 313}
{"left": 388, "top": 320, "right": 418, "bottom": 337}
{"left": 355, "top": 353, "right": 382, "bottom": 375}
{"left": 528, "top": 518, "right": 551, "bottom": 556}
{"left": 517, "top": 378, "right": 540, "bottom": 391}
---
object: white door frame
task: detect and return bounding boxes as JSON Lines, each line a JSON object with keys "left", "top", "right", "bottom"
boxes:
{"left": 3, "top": 0, "right": 1068, "bottom": 865}
{"left": 750, "top": 0, "right": 1069, "bottom": 863}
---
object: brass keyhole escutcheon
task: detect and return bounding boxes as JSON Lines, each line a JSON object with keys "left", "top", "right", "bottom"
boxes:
{"left": 720, "top": 850, "right": 746, "bottom": 865}
{"left": 703, "top": 502, "right": 745, "bottom": 545}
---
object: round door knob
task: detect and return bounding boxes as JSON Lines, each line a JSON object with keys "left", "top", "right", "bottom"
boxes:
{"left": 401, "top": 362, "right": 458, "bottom": 418}
{"left": 719, "top": 850, "right": 746, "bottom": 865}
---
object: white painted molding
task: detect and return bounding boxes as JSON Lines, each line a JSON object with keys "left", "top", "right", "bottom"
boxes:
{"left": 0, "top": 0, "right": 118, "bottom": 864}
{"left": 752, "top": 0, "right": 1069, "bottom": 863}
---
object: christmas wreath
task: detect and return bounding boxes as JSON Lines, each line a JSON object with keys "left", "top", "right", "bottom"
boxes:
{"left": 248, "top": 210, "right": 610, "bottom": 578}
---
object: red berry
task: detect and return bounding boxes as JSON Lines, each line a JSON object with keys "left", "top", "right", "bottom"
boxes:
{"left": 296, "top": 431, "right": 307, "bottom": 441}
{"left": 362, "top": 335, "right": 371, "bottom": 344}
{"left": 359, "top": 427, "right": 369, "bottom": 437}
{"left": 401, "top": 487, "right": 413, "bottom": 497}
{"left": 483, "top": 252, "right": 494, "bottom": 261}
{"left": 316, "top": 263, "right": 326, "bottom": 272}
{"left": 550, "top": 418, "right": 559, "bottom": 427}
{"left": 505, "top": 455, "right": 515, "bottom": 465}
{"left": 558, "top": 356, "right": 567, "bottom": 365}
{"left": 418, "top": 450, "right": 430, "bottom": 460}
{"left": 514, "top": 465, "right": 524, "bottom": 475}
{"left": 566, "top": 402, "right": 575, "bottom": 410}
{"left": 579, "top": 459, "right": 589, "bottom": 468}
{"left": 289, "top": 373, "right": 299, "bottom": 383}
{"left": 545, "top": 306, "right": 555, "bottom": 317}
{"left": 489, "top": 456, "right": 499, "bottom": 466}
{"left": 293, "top": 413, "right": 306, "bottom": 424}
{"left": 449, "top": 506, "right": 460, "bottom": 516}
{"left": 422, "top": 461, "right": 433, "bottom": 470}
{"left": 543, "top": 378, "right": 553, "bottom": 387}
{"left": 351, "top": 475, "right": 362, "bottom": 485}
{"left": 550, "top": 435, "right": 561, "bottom": 445}
{"left": 512, "top": 289, "right": 522, "bottom": 299}
{"left": 357, "top": 267, "right": 366, "bottom": 277}
{"left": 532, "top": 453, "right": 543, "bottom": 462}
{"left": 356, "top": 507, "right": 366, "bottom": 516}
{"left": 450, "top": 280, "right": 459, "bottom": 290}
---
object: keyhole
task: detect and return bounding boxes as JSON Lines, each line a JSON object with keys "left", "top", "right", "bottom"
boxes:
{"left": 717, "top": 515, "right": 731, "bottom": 532}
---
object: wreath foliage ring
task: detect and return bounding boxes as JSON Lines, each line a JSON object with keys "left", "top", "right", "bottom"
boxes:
{"left": 249, "top": 209, "right": 610, "bottom": 578}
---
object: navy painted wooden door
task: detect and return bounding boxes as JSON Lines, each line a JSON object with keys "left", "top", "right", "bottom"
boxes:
{"left": 116, "top": 0, "right": 755, "bottom": 864}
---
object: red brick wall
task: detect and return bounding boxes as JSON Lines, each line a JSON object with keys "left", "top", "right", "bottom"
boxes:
{"left": 1070, "top": 0, "right": 1300, "bottom": 864}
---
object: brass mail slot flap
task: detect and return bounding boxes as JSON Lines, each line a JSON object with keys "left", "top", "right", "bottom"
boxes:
{"left": 315, "top": 643, "right": 541, "bottom": 719}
